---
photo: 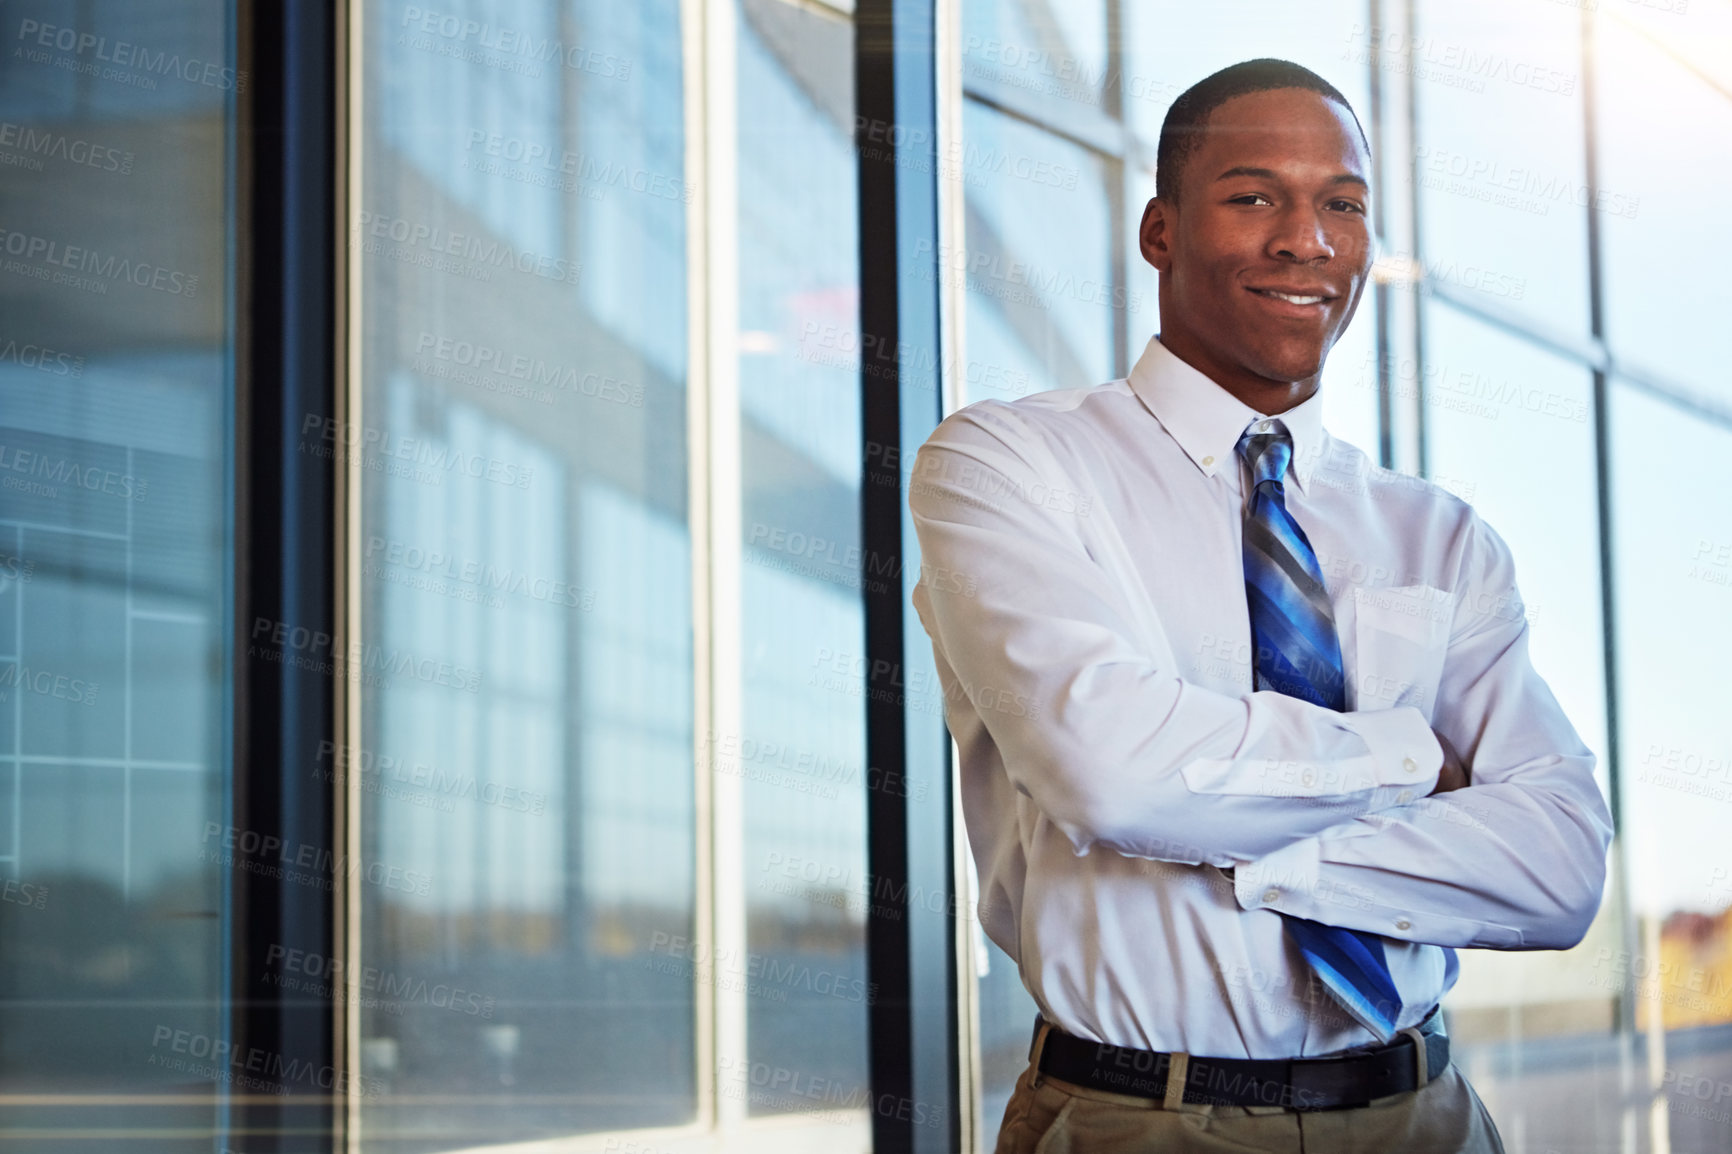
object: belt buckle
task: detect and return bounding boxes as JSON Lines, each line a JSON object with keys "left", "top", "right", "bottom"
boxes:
{"left": 1287, "top": 1051, "right": 1373, "bottom": 1112}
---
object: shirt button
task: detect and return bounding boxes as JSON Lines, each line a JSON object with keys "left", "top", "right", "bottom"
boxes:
{"left": 1397, "top": 789, "right": 1414, "bottom": 804}
{"left": 1301, "top": 769, "right": 1316, "bottom": 787}
{"left": 1263, "top": 888, "right": 1280, "bottom": 903}
{"left": 1202, "top": 455, "right": 1215, "bottom": 466}
{"left": 1403, "top": 757, "right": 1419, "bottom": 774}
{"left": 1259, "top": 420, "right": 1272, "bottom": 431}
{"left": 1395, "top": 918, "right": 1412, "bottom": 931}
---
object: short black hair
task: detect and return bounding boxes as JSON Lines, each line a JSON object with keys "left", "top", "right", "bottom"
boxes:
{"left": 1156, "top": 59, "right": 1370, "bottom": 202}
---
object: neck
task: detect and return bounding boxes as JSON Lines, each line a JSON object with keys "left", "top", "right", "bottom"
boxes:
{"left": 1156, "top": 330, "right": 1320, "bottom": 415}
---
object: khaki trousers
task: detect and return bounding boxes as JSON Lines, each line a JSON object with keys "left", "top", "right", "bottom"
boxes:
{"left": 993, "top": 1046, "right": 1505, "bottom": 1154}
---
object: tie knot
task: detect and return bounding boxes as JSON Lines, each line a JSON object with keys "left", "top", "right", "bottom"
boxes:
{"left": 1237, "top": 420, "right": 1293, "bottom": 488}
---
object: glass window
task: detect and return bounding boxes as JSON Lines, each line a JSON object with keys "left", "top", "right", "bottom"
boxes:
{"left": 962, "top": 0, "right": 1110, "bottom": 128}
{"left": 1596, "top": 14, "right": 1732, "bottom": 405}
{"left": 1415, "top": 305, "right": 1628, "bottom": 1148}
{"left": 1119, "top": 0, "right": 1371, "bottom": 151}
{"left": 1420, "top": 306, "right": 1606, "bottom": 767}
{"left": 973, "top": 931, "right": 1036, "bottom": 1146}
{"left": 1608, "top": 381, "right": 1732, "bottom": 1153}
{"left": 0, "top": 0, "right": 236, "bottom": 1139}
{"left": 1317, "top": 274, "right": 1382, "bottom": 461}
{"left": 957, "top": 90, "right": 1119, "bottom": 1144}
{"left": 1412, "top": 0, "right": 1590, "bottom": 341}
{"left": 1610, "top": 380, "right": 1732, "bottom": 1010}
{"left": 1601, "top": 1, "right": 1732, "bottom": 101}
{"left": 735, "top": 0, "right": 872, "bottom": 1136}
{"left": 358, "top": 0, "right": 696, "bottom": 1145}
{"left": 960, "top": 102, "right": 1120, "bottom": 402}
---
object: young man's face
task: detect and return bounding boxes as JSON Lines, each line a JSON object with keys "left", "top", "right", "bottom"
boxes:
{"left": 1141, "top": 87, "right": 1374, "bottom": 403}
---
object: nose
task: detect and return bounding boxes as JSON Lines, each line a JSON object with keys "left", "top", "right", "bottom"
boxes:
{"left": 1269, "top": 205, "right": 1334, "bottom": 264}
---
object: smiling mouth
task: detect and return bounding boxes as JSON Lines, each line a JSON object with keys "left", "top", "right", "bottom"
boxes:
{"left": 1248, "top": 287, "right": 1333, "bottom": 306}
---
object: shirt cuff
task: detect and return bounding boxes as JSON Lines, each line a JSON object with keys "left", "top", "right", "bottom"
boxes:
{"left": 1337, "top": 706, "right": 1442, "bottom": 808}
{"left": 1236, "top": 836, "right": 1390, "bottom": 927}
{"left": 1237, "top": 838, "right": 1525, "bottom": 947}
{"left": 1235, "top": 837, "right": 1322, "bottom": 915}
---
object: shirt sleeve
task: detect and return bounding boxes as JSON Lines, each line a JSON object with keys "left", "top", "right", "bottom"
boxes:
{"left": 908, "top": 403, "right": 1443, "bottom": 866}
{"left": 1233, "top": 510, "right": 1615, "bottom": 950}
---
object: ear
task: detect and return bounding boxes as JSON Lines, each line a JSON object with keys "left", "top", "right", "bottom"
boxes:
{"left": 1139, "top": 196, "right": 1173, "bottom": 273}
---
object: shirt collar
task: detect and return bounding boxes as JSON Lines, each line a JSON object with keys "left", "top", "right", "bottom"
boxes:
{"left": 1127, "top": 333, "right": 1325, "bottom": 493}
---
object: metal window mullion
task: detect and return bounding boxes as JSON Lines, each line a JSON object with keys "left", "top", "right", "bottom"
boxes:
{"left": 690, "top": 0, "right": 749, "bottom": 1136}
{"left": 1422, "top": 288, "right": 1730, "bottom": 434}
{"left": 1365, "top": 0, "right": 1427, "bottom": 475}
{"left": 1104, "top": 0, "right": 1129, "bottom": 378}
{"left": 336, "top": 1, "right": 366, "bottom": 1150}
{"left": 858, "top": 2, "right": 958, "bottom": 1151}
{"left": 1367, "top": 0, "right": 1394, "bottom": 468}
{"left": 225, "top": 1, "right": 349, "bottom": 1149}
{"left": 1357, "top": 0, "right": 1426, "bottom": 476}
{"left": 681, "top": 0, "right": 718, "bottom": 1132}
{"left": 1580, "top": 18, "right": 1648, "bottom": 1154}
{"left": 932, "top": 4, "right": 978, "bottom": 1149}
{"left": 959, "top": 86, "right": 1127, "bottom": 165}
{"left": 1582, "top": 1, "right": 1622, "bottom": 848}
{"left": 1401, "top": 0, "right": 1428, "bottom": 479}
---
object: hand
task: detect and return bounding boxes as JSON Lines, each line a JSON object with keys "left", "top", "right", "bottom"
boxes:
{"left": 1429, "top": 728, "right": 1470, "bottom": 795}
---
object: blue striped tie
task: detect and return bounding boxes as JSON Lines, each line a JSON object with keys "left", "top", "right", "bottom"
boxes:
{"left": 1238, "top": 420, "right": 1403, "bottom": 1044}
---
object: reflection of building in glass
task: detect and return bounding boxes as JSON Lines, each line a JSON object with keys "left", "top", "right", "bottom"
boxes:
{"left": 0, "top": 0, "right": 233, "bottom": 1125}
{"left": 358, "top": 0, "right": 703, "bottom": 1137}
{"left": 735, "top": 0, "right": 871, "bottom": 1114}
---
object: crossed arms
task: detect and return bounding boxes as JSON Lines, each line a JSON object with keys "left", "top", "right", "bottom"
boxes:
{"left": 908, "top": 408, "right": 1614, "bottom": 952}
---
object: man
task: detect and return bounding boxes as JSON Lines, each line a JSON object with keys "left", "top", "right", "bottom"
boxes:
{"left": 908, "top": 59, "right": 1613, "bottom": 1153}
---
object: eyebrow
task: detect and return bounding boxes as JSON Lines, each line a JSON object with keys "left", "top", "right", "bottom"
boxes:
{"left": 1213, "top": 165, "right": 1368, "bottom": 188}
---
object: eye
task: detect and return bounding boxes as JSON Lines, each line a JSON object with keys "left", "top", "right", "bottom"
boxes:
{"left": 1327, "top": 199, "right": 1366, "bottom": 214}
{"left": 1227, "top": 193, "right": 1273, "bottom": 206}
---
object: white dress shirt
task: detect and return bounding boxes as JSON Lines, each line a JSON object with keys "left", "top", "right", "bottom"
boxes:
{"left": 909, "top": 333, "right": 1614, "bottom": 1059}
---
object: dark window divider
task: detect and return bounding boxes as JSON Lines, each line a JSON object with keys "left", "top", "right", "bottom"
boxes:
{"left": 855, "top": 2, "right": 961, "bottom": 1152}
{"left": 228, "top": 3, "right": 342, "bottom": 1150}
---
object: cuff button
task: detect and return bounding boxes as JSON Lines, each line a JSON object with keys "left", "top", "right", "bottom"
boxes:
{"left": 1395, "top": 918, "right": 1412, "bottom": 931}
{"left": 1262, "top": 888, "right": 1280, "bottom": 903}
{"left": 1403, "top": 757, "right": 1419, "bottom": 774}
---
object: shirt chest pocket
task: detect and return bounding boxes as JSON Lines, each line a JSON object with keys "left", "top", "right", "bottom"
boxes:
{"left": 1350, "top": 584, "right": 1452, "bottom": 721}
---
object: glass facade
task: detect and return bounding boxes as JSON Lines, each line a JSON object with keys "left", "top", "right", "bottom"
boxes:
{"left": 0, "top": 0, "right": 236, "bottom": 1145}
{"left": 0, "top": 0, "right": 1727, "bottom": 1150}
{"left": 357, "top": 0, "right": 698, "bottom": 1143}
{"left": 734, "top": 0, "right": 871, "bottom": 1126}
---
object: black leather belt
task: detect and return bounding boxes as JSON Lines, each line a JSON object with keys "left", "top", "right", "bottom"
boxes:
{"left": 1031, "top": 1007, "right": 1449, "bottom": 1111}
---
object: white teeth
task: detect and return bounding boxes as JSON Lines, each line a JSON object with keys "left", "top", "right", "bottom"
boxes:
{"left": 1261, "top": 290, "right": 1324, "bottom": 305}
